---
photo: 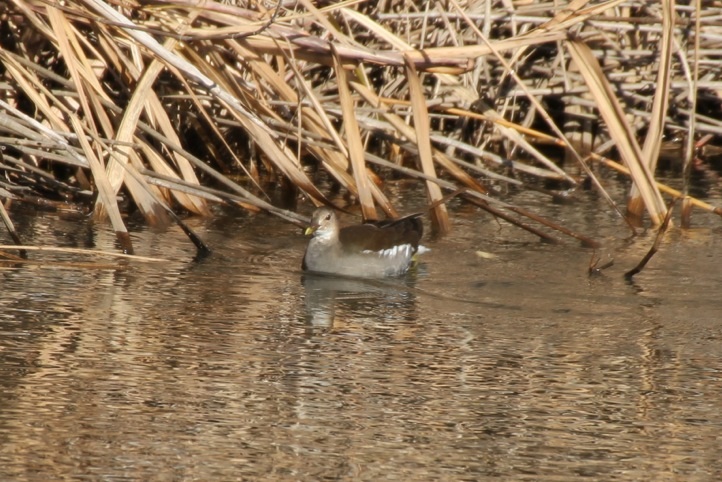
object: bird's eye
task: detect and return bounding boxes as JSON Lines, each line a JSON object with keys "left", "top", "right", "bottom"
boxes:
{"left": 324, "top": 214, "right": 331, "bottom": 220}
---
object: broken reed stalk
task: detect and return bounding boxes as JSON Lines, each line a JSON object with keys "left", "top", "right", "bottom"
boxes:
{"left": 624, "top": 200, "right": 676, "bottom": 279}
{"left": 628, "top": 0, "right": 675, "bottom": 221}
{"left": 332, "top": 45, "right": 377, "bottom": 221}
{"left": 404, "top": 54, "right": 450, "bottom": 235}
{"left": 588, "top": 251, "right": 614, "bottom": 276}
{"left": 682, "top": 0, "right": 702, "bottom": 228}
{"left": 567, "top": 39, "right": 667, "bottom": 226}
{"left": 0, "top": 202, "right": 27, "bottom": 259}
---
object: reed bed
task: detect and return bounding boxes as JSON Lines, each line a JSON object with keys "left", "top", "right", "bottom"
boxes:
{"left": 0, "top": 0, "right": 720, "bottom": 254}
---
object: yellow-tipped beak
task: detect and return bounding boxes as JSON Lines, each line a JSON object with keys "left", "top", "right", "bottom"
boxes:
{"left": 305, "top": 226, "right": 316, "bottom": 236}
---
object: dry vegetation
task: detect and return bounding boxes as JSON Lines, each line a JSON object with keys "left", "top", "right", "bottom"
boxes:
{"left": 0, "top": 0, "right": 721, "bottom": 255}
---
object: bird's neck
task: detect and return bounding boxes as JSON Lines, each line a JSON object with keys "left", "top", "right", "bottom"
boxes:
{"left": 313, "top": 228, "right": 338, "bottom": 245}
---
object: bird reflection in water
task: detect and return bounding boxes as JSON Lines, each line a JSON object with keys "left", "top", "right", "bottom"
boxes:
{"left": 301, "top": 271, "right": 421, "bottom": 331}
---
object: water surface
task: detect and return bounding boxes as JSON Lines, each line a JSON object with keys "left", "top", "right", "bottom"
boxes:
{"left": 1, "top": 192, "right": 721, "bottom": 480}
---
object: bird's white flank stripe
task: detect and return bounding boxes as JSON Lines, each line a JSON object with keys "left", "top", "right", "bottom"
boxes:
{"left": 363, "top": 244, "right": 414, "bottom": 258}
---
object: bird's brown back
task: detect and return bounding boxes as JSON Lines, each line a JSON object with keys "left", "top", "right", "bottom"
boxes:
{"left": 338, "top": 214, "right": 423, "bottom": 253}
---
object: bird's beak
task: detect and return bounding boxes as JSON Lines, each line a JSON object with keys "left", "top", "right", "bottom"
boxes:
{"left": 304, "top": 226, "right": 317, "bottom": 236}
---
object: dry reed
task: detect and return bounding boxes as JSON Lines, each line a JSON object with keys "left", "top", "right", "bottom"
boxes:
{"left": 0, "top": 0, "right": 721, "bottom": 254}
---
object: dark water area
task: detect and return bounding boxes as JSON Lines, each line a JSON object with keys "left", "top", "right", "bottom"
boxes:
{"left": 1, "top": 183, "right": 722, "bottom": 481}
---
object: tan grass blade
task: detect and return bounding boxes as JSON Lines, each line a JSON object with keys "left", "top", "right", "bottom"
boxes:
{"left": 567, "top": 40, "right": 667, "bottom": 225}
{"left": 80, "top": 0, "right": 328, "bottom": 205}
{"left": 269, "top": 43, "right": 397, "bottom": 216}
{"left": 272, "top": 45, "right": 350, "bottom": 166}
{"left": 404, "top": 55, "right": 450, "bottom": 235}
{"left": 469, "top": 99, "right": 574, "bottom": 182}
{"left": 141, "top": 92, "right": 211, "bottom": 216}
{"left": 47, "top": 6, "right": 163, "bottom": 228}
{"left": 0, "top": 52, "right": 72, "bottom": 134}
{"left": 226, "top": 41, "right": 357, "bottom": 189}
{"left": 105, "top": 21, "right": 211, "bottom": 216}
{"left": 682, "top": 0, "right": 702, "bottom": 226}
{"left": 0, "top": 97, "right": 134, "bottom": 249}
{"left": 236, "top": 19, "right": 559, "bottom": 72}
{"left": 48, "top": 11, "right": 115, "bottom": 138}
{"left": 69, "top": 115, "right": 133, "bottom": 253}
{"left": 351, "top": 82, "right": 486, "bottom": 194}
{"left": 46, "top": 7, "right": 131, "bottom": 249}
{"left": 477, "top": 0, "right": 595, "bottom": 178}
{"left": 332, "top": 46, "right": 376, "bottom": 220}
{"left": 144, "top": 14, "right": 238, "bottom": 213}
{"left": 450, "top": 0, "right": 627, "bottom": 226}
{"left": 129, "top": 129, "right": 308, "bottom": 224}
{"left": 297, "top": 0, "right": 356, "bottom": 47}
{"left": 539, "top": 0, "right": 629, "bottom": 31}
{"left": 171, "top": 44, "right": 268, "bottom": 195}
{"left": 341, "top": 7, "right": 413, "bottom": 51}
{"left": 629, "top": 0, "right": 675, "bottom": 218}
{"left": 84, "top": 124, "right": 170, "bottom": 227}
{"left": 229, "top": 39, "right": 396, "bottom": 215}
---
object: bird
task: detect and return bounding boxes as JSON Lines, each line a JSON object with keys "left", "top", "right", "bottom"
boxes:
{"left": 302, "top": 207, "right": 425, "bottom": 278}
